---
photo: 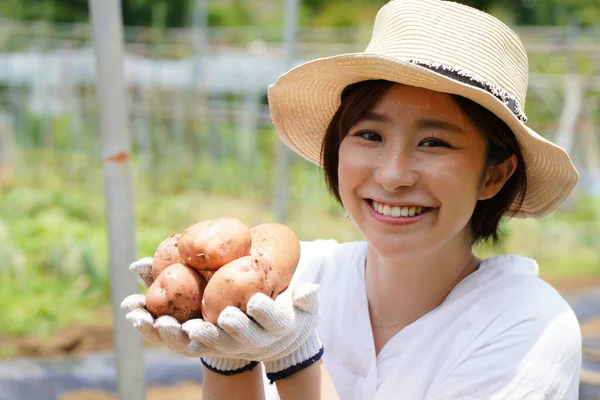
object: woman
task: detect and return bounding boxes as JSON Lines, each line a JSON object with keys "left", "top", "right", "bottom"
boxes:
{"left": 122, "top": 0, "right": 582, "bottom": 398}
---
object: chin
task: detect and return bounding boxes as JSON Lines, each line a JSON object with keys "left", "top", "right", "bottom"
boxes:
{"left": 364, "top": 231, "right": 426, "bottom": 259}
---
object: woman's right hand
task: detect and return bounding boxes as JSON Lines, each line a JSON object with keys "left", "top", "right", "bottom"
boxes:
{"left": 121, "top": 258, "right": 194, "bottom": 353}
{"left": 121, "top": 257, "right": 257, "bottom": 373}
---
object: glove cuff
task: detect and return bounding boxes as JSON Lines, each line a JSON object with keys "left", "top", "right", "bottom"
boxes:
{"left": 201, "top": 357, "right": 259, "bottom": 376}
{"left": 264, "top": 333, "right": 324, "bottom": 383}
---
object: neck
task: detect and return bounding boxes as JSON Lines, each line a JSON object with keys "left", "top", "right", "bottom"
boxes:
{"left": 365, "top": 234, "right": 479, "bottom": 329}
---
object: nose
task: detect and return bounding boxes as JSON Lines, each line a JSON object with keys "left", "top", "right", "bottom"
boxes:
{"left": 373, "top": 150, "right": 418, "bottom": 192}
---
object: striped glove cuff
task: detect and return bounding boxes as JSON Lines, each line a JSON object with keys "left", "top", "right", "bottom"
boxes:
{"left": 263, "top": 333, "right": 324, "bottom": 383}
{"left": 201, "top": 357, "right": 259, "bottom": 376}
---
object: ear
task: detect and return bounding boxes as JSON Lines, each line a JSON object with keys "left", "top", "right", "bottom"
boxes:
{"left": 478, "top": 154, "right": 518, "bottom": 201}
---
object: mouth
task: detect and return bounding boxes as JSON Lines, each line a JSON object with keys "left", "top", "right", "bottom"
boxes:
{"left": 369, "top": 199, "right": 434, "bottom": 218}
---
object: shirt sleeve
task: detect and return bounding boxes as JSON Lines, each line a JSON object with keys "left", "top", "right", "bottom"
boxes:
{"left": 424, "top": 308, "right": 582, "bottom": 400}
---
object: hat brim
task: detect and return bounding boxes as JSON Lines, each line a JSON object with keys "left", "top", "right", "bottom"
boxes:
{"left": 268, "top": 53, "right": 578, "bottom": 219}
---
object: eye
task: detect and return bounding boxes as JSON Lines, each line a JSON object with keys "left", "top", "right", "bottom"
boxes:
{"left": 356, "top": 131, "right": 382, "bottom": 142}
{"left": 419, "top": 138, "right": 451, "bottom": 148}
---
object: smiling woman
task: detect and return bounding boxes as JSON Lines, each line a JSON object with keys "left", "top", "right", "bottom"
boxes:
{"left": 122, "top": 1, "right": 583, "bottom": 399}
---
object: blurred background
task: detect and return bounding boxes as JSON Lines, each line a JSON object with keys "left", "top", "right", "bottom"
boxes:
{"left": 0, "top": 0, "right": 599, "bottom": 398}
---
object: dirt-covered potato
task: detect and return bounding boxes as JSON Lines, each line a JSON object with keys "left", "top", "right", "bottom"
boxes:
{"left": 145, "top": 263, "right": 207, "bottom": 323}
{"left": 249, "top": 223, "right": 300, "bottom": 296}
{"left": 178, "top": 217, "right": 252, "bottom": 271}
{"left": 152, "top": 233, "right": 186, "bottom": 279}
{"left": 201, "top": 223, "right": 301, "bottom": 323}
{"left": 201, "top": 255, "right": 273, "bottom": 324}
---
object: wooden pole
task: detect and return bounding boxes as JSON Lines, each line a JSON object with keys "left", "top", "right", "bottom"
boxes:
{"left": 88, "top": 0, "right": 145, "bottom": 399}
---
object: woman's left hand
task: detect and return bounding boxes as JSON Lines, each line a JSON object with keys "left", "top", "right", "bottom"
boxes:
{"left": 183, "top": 282, "right": 324, "bottom": 382}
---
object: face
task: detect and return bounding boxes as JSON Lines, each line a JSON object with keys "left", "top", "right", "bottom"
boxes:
{"left": 338, "top": 84, "right": 506, "bottom": 257}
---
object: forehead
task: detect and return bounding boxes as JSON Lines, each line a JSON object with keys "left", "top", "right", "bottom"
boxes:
{"left": 370, "top": 84, "right": 467, "bottom": 122}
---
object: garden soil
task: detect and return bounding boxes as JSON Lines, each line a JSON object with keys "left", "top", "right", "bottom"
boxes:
{"left": 60, "top": 382, "right": 204, "bottom": 400}
{"left": 2, "top": 277, "right": 600, "bottom": 399}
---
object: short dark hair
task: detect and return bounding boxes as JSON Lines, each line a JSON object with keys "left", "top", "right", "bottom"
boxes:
{"left": 321, "top": 80, "right": 527, "bottom": 245}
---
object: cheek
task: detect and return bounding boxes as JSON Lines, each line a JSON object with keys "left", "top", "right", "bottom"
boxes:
{"left": 338, "top": 140, "right": 366, "bottom": 179}
{"left": 337, "top": 145, "right": 356, "bottom": 202}
{"left": 337, "top": 141, "right": 372, "bottom": 206}
{"left": 424, "top": 155, "right": 483, "bottom": 216}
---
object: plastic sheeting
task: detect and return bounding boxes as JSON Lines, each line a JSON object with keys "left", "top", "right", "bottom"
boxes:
{"left": 0, "top": 349, "right": 203, "bottom": 400}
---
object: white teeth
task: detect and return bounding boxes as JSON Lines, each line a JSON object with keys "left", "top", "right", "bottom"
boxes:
{"left": 372, "top": 201, "right": 427, "bottom": 218}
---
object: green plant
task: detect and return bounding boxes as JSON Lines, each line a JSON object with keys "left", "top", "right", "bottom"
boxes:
{"left": 2, "top": 141, "right": 598, "bottom": 339}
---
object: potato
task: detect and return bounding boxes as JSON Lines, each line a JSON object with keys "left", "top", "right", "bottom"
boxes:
{"left": 201, "top": 223, "right": 301, "bottom": 323}
{"left": 152, "top": 233, "right": 186, "bottom": 279}
{"left": 249, "top": 223, "right": 300, "bottom": 296}
{"left": 201, "top": 255, "right": 273, "bottom": 324}
{"left": 145, "top": 263, "right": 207, "bottom": 323}
{"left": 178, "top": 217, "right": 252, "bottom": 271}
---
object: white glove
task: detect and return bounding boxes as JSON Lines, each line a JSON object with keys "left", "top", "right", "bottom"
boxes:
{"left": 182, "top": 282, "right": 324, "bottom": 383}
{"left": 121, "top": 257, "right": 258, "bottom": 374}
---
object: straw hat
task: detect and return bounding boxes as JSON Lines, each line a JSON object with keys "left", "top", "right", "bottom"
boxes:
{"left": 268, "top": 0, "right": 578, "bottom": 219}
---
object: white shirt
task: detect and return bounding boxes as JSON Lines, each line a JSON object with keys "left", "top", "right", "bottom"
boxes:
{"left": 264, "top": 240, "right": 582, "bottom": 400}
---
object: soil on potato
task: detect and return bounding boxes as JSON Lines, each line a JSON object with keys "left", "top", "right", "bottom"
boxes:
{"left": 60, "top": 382, "right": 203, "bottom": 400}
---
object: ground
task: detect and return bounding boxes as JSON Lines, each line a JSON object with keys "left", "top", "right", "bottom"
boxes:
{"left": 0, "top": 325, "right": 116, "bottom": 358}
{"left": 2, "top": 277, "right": 600, "bottom": 398}
{"left": 61, "top": 382, "right": 204, "bottom": 400}
{"left": 0, "top": 324, "right": 205, "bottom": 399}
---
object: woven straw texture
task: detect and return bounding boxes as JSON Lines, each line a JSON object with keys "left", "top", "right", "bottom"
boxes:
{"left": 268, "top": 0, "right": 578, "bottom": 219}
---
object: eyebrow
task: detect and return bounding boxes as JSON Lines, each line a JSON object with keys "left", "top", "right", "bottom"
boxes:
{"left": 416, "top": 119, "right": 465, "bottom": 135}
{"left": 360, "top": 111, "right": 464, "bottom": 135}
{"left": 361, "top": 111, "right": 390, "bottom": 123}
